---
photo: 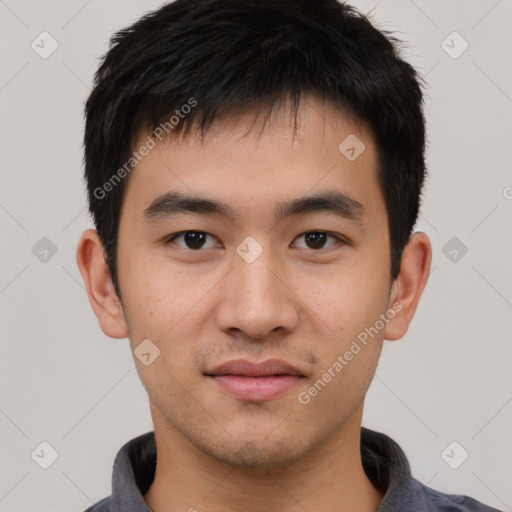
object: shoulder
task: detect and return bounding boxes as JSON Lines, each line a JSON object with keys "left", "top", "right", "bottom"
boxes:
{"left": 409, "top": 478, "right": 504, "bottom": 512}
{"left": 82, "top": 496, "right": 112, "bottom": 512}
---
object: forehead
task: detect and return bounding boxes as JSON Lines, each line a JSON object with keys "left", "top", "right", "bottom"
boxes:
{"left": 122, "top": 94, "right": 383, "bottom": 225}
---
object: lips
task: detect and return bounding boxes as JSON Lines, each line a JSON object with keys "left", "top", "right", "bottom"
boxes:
{"left": 204, "top": 359, "right": 305, "bottom": 401}
{"left": 205, "top": 358, "right": 303, "bottom": 377}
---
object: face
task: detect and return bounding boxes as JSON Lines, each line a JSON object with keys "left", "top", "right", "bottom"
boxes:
{"left": 115, "top": 96, "right": 395, "bottom": 467}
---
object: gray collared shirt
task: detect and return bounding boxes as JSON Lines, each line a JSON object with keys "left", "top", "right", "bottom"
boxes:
{"left": 84, "top": 427, "right": 502, "bottom": 511}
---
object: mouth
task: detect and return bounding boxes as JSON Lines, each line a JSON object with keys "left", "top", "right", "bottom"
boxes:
{"left": 204, "top": 359, "right": 305, "bottom": 402}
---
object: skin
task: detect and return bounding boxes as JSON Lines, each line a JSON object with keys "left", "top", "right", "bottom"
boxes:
{"left": 77, "top": 95, "right": 431, "bottom": 512}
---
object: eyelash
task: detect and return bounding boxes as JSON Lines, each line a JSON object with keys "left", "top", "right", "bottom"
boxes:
{"left": 163, "top": 230, "right": 348, "bottom": 251}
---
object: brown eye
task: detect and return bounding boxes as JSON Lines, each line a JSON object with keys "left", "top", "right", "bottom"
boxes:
{"left": 167, "top": 231, "right": 219, "bottom": 250}
{"left": 292, "top": 232, "right": 341, "bottom": 250}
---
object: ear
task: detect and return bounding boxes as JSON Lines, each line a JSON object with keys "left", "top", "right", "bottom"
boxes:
{"left": 383, "top": 231, "right": 432, "bottom": 341}
{"left": 76, "top": 228, "right": 128, "bottom": 339}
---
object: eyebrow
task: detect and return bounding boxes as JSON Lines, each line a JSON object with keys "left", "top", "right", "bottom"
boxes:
{"left": 143, "top": 190, "right": 365, "bottom": 224}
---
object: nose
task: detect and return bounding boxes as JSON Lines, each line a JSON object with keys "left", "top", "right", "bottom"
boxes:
{"left": 214, "top": 242, "right": 300, "bottom": 340}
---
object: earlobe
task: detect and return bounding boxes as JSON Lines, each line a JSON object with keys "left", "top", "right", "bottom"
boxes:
{"left": 383, "top": 231, "right": 432, "bottom": 341}
{"left": 76, "top": 229, "right": 128, "bottom": 339}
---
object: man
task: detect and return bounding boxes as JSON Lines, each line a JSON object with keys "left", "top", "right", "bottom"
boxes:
{"left": 76, "top": 0, "right": 501, "bottom": 510}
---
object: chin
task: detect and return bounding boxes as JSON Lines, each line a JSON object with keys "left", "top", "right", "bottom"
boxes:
{"left": 155, "top": 397, "right": 335, "bottom": 469}
{"left": 210, "top": 438, "right": 308, "bottom": 469}
{"left": 186, "top": 423, "right": 320, "bottom": 470}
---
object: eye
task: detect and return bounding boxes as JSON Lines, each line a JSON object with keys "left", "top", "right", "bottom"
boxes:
{"left": 291, "top": 231, "right": 344, "bottom": 250}
{"left": 165, "top": 231, "right": 221, "bottom": 250}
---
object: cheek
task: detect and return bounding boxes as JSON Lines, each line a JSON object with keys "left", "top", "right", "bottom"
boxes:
{"left": 298, "top": 273, "right": 387, "bottom": 412}
{"left": 119, "top": 244, "right": 196, "bottom": 326}
{"left": 119, "top": 252, "right": 221, "bottom": 369}
{"left": 308, "top": 265, "right": 389, "bottom": 333}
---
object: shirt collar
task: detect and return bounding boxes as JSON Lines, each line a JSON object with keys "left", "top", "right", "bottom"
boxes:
{"left": 110, "top": 427, "right": 416, "bottom": 511}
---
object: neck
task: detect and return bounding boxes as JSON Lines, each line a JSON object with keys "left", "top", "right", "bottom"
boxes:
{"left": 144, "top": 406, "right": 383, "bottom": 512}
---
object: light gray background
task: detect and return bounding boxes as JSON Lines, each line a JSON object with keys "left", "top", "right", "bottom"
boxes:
{"left": 0, "top": 1, "right": 511, "bottom": 511}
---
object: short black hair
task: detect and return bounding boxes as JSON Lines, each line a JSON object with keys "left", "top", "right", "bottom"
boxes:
{"left": 83, "top": 0, "right": 426, "bottom": 298}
